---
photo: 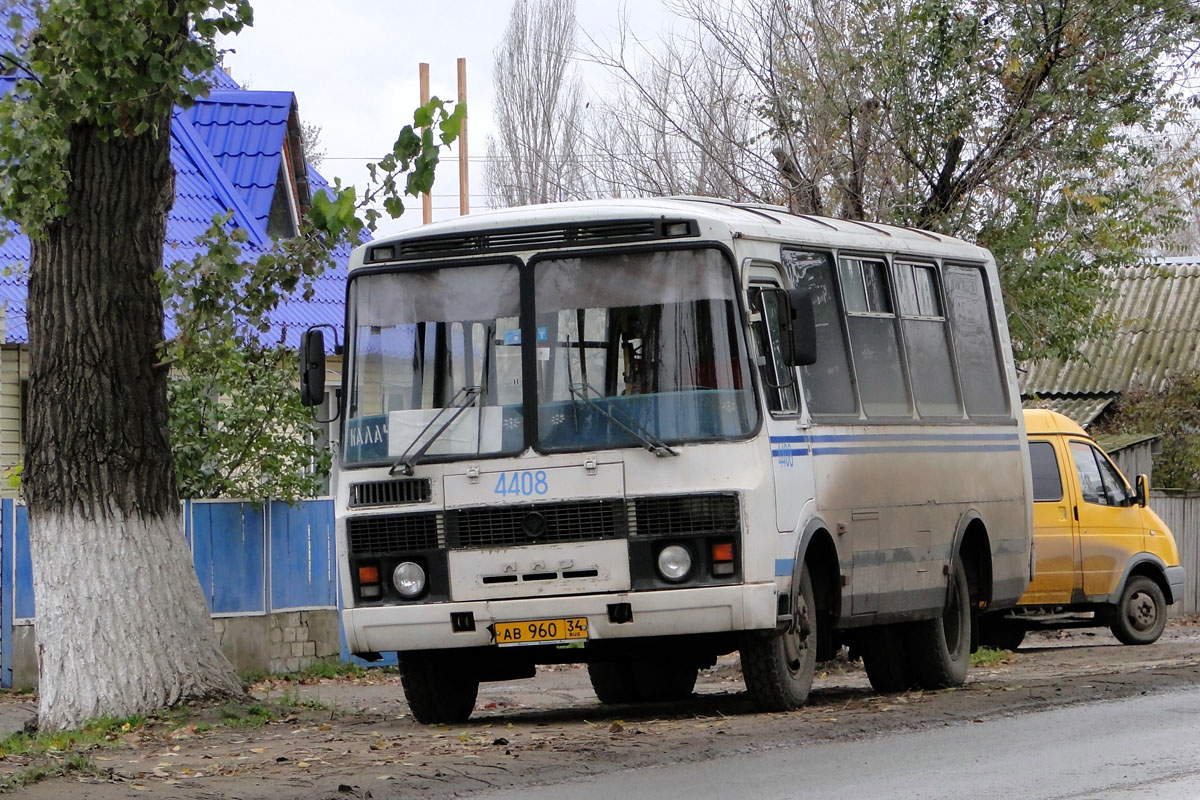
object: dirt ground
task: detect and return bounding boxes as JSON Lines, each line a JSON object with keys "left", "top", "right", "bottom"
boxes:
{"left": 4, "top": 619, "right": 1200, "bottom": 799}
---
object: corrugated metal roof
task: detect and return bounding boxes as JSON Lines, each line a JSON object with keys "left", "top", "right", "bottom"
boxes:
{"left": 0, "top": 7, "right": 347, "bottom": 352}
{"left": 1022, "top": 261, "right": 1200, "bottom": 397}
{"left": 1022, "top": 393, "right": 1118, "bottom": 428}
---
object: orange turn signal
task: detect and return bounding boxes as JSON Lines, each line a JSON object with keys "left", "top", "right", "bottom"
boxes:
{"left": 358, "top": 565, "right": 380, "bottom": 584}
{"left": 711, "top": 543, "right": 734, "bottom": 563}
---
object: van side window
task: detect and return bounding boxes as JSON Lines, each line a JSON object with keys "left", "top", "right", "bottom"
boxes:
{"left": 781, "top": 249, "right": 856, "bottom": 416}
{"left": 944, "top": 265, "right": 1008, "bottom": 418}
{"left": 1070, "top": 441, "right": 1131, "bottom": 506}
{"left": 1029, "top": 441, "right": 1063, "bottom": 502}
{"left": 840, "top": 256, "right": 910, "bottom": 417}
{"left": 1094, "top": 447, "right": 1132, "bottom": 506}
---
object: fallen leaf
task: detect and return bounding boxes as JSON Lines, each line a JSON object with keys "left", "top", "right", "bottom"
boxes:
{"left": 609, "top": 722, "right": 624, "bottom": 733}
{"left": 298, "top": 761, "right": 311, "bottom": 768}
{"left": 250, "top": 748, "right": 266, "bottom": 754}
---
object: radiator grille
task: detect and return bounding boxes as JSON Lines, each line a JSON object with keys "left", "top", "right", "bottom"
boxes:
{"left": 348, "top": 478, "right": 432, "bottom": 508}
{"left": 347, "top": 513, "right": 442, "bottom": 555}
{"left": 453, "top": 499, "right": 626, "bottom": 549}
{"left": 630, "top": 493, "right": 740, "bottom": 537}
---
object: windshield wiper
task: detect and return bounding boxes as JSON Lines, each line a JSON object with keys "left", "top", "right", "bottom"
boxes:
{"left": 568, "top": 380, "right": 679, "bottom": 458}
{"left": 389, "top": 386, "right": 483, "bottom": 476}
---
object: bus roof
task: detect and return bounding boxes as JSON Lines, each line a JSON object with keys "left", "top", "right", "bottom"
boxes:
{"left": 352, "top": 197, "right": 992, "bottom": 272}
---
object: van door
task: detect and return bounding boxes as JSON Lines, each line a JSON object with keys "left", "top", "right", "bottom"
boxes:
{"left": 1023, "top": 437, "right": 1081, "bottom": 603}
{"left": 1068, "top": 440, "right": 1145, "bottom": 597}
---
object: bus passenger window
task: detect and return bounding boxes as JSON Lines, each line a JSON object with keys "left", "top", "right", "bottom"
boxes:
{"left": 782, "top": 249, "right": 856, "bottom": 416}
{"left": 944, "top": 265, "right": 1008, "bottom": 418}
{"left": 840, "top": 256, "right": 910, "bottom": 418}
{"left": 896, "top": 261, "right": 960, "bottom": 418}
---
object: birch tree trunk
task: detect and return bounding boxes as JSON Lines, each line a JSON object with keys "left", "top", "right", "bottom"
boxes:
{"left": 25, "top": 115, "right": 244, "bottom": 731}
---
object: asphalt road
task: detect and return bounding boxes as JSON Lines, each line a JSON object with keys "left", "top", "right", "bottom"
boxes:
{"left": 473, "top": 685, "right": 1200, "bottom": 800}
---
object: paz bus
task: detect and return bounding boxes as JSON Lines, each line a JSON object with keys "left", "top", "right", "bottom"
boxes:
{"left": 300, "top": 197, "right": 1033, "bottom": 723}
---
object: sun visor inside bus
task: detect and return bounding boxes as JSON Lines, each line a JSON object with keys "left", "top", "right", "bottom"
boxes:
{"left": 536, "top": 250, "right": 735, "bottom": 310}
{"left": 357, "top": 264, "right": 521, "bottom": 325}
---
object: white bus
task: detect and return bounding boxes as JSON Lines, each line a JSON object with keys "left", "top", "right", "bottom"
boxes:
{"left": 300, "top": 197, "right": 1033, "bottom": 724}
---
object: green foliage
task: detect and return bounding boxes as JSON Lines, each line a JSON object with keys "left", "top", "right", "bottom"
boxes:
{"left": 969, "top": 646, "right": 1011, "bottom": 668}
{"left": 0, "top": 753, "right": 105, "bottom": 791}
{"left": 757, "top": 0, "right": 1200, "bottom": 362}
{"left": 0, "top": 2, "right": 465, "bottom": 503}
{"left": 1095, "top": 371, "right": 1200, "bottom": 490}
{"left": 0, "top": 0, "right": 253, "bottom": 234}
{"left": 0, "top": 714, "right": 146, "bottom": 758}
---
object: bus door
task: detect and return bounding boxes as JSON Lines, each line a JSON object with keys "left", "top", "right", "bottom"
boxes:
{"left": 748, "top": 267, "right": 814, "bottom": 532}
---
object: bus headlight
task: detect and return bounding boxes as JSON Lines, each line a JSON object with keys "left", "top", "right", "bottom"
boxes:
{"left": 656, "top": 544, "right": 693, "bottom": 583}
{"left": 393, "top": 561, "right": 427, "bottom": 598}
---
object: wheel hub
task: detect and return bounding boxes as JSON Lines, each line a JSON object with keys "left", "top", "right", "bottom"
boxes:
{"left": 1127, "top": 590, "right": 1158, "bottom": 631}
{"left": 782, "top": 591, "right": 812, "bottom": 673}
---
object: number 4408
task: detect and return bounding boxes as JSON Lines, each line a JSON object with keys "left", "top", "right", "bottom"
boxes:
{"left": 493, "top": 470, "right": 549, "bottom": 497}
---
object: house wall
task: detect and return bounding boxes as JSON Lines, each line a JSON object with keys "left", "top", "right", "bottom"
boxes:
{"left": 1110, "top": 442, "right": 1154, "bottom": 489}
{"left": 0, "top": 345, "right": 27, "bottom": 501}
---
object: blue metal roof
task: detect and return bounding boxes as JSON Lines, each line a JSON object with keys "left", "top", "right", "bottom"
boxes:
{"left": 0, "top": 5, "right": 348, "bottom": 351}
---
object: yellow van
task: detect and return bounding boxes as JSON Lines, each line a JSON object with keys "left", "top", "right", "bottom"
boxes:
{"left": 980, "top": 409, "right": 1184, "bottom": 649}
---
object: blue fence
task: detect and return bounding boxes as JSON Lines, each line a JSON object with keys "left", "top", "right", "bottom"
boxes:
{"left": 0, "top": 498, "right": 354, "bottom": 687}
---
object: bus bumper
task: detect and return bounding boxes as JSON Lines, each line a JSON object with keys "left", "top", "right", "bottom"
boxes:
{"left": 343, "top": 582, "right": 778, "bottom": 654}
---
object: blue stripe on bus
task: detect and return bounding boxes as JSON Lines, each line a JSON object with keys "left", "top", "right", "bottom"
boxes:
{"left": 775, "top": 558, "right": 795, "bottom": 577}
{"left": 810, "top": 444, "right": 1022, "bottom": 455}
{"left": 799, "top": 432, "right": 1020, "bottom": 443}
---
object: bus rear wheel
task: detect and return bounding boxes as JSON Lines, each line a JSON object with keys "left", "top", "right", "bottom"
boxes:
{"left": 907, "top": 558, "right": 971, "bottom": 690}
{"left": 400, "top": 654, "right": 479, "bottom": 724}
{"left": 859, "top": 624, "right": 917, "bottom": 693}
{"left": 740, "top": 562, "right": 817, "bottom": 711}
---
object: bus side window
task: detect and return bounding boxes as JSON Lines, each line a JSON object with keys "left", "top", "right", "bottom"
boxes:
{"left": 781, "top": 249, "right": 856, "bottom": 416}
{"left": 944, "top": 264, "right": 1008, "bottom": 418}
{"left": 749, "top": 286, "right": 799, "bottom": 415}
{"left": 840, "top": 256, "right": 910, "bottom": 418}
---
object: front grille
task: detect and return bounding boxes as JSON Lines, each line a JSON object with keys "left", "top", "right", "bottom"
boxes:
{"left": 366, "top": 218, "right": 697, "bottom": 262}
{"left": 348, "top": 478, "right": 432, "bottom": 508}
{"left": 453, "top": 499, "right": 626, "bottom": 549}
{"left": 630, "top": 493, "right": 741, "bottom": 537}
{"left": 347, "top": 513, "right": 442, "bottom": 555}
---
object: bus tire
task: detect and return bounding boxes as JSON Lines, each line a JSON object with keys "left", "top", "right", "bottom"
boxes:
{"left": 588, "top": 660, "right": 640, "bottom": 704}
{"left": 907, "top": 558, "right": 971, "bottom": 690}
{"left": 1110, "top": 575, "right": 1167, "bottom": 646}
{"left": 400, "top": 655, "right": 479, "bottom": 724}
{"left": 632, "top": 661, "right": 698, "bottom": 702}
{"left": 740, "top": 562, "right": 817, "bottom": 711}
{"left": 859, "top": 624, "right": 916, "bottom": 693}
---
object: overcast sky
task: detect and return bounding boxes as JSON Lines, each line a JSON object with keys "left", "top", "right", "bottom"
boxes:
{"left": 218, "top": 1, "right": 674, "bottom": 237}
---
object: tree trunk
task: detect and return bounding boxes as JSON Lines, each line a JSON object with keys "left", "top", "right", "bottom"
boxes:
{"left": 26, "top": 116, "right": 244, "bottom": 731}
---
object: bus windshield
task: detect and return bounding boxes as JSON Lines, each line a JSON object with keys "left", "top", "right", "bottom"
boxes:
{"left": 533, "top": 248, "right": 758, "bottom": 452}
{"left": 343, "top": 262, "right": 524, "bottom": 466}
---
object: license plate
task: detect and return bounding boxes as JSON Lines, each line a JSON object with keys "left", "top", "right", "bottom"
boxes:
{"left": 494, "top": 617, "right": 589, "bottom": 646}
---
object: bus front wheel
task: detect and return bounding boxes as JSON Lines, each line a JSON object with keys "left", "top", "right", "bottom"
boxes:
{"left": 400, "top": 654, "right": 479, "bottom": 724}
{"left": 740, "top": 562, "right": 817, "bottom": 711}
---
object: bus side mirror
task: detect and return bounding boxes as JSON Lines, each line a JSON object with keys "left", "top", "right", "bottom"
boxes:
{"left": 300, "top": 328, "right": 326, "bottom": 408}
{"left": 1135, "top": 473, "right": 1149, "bottom": 508}
{"left": 786, "top": 289, "right": 817, "bottom": 367}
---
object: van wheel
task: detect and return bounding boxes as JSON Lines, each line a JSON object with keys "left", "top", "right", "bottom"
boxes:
{"left": 1110, "top": 576, "right": 1167, "bottom": 645}
{"left": 907, "top": 558, "right": 971, "bottom": 689}
{"left": 400, "top": 655, "right": 479, "bottom": 724}
{"left": 588, "top": 660, "right": 640, "bottom": 704}
{"left": 740, "top": 562, "right": 817, "bottom": 711}
{"left": 859, "top": 624, "right": 916, "bottom": 693}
